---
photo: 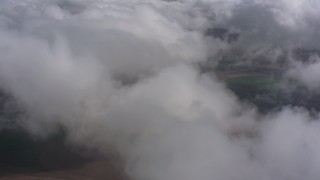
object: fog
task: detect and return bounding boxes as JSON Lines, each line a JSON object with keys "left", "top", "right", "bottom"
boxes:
{"left": 0, "top": 0, "right": 320, "bottom": 180}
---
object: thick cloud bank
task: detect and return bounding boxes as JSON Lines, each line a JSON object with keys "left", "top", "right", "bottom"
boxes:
{"left": 0, "top": 0, "right": 320, "bottom": 180}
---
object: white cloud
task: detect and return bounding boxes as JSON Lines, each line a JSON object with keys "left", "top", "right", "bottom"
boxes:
{"left": 0, "top": 0, "right": 320, "bottom": 180}
{"left": 287, "top": 55, "right": 320, "bottom": 90}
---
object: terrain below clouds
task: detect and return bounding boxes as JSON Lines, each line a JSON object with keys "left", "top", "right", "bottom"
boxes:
{"left": 0, "top": 0, "right": 320, "bottom": 180}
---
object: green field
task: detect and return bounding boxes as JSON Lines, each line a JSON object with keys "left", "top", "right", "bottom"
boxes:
{"left": 226, "top": 75, "right": 283, "bottom": 113}
{"left": 226, "top": 76, "right": 277, "bottom": 91}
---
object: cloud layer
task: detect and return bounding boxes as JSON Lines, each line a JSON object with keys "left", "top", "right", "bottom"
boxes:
{"left": 0, "top": 0, "right": 320, "bottom": 180}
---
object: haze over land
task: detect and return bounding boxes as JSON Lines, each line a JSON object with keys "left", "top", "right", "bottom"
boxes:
{"left": 0, "top": 0, "right": 320, "bottom": 180}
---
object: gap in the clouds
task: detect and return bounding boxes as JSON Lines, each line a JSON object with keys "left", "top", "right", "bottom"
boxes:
{"left": 201, "top": 26, "right": 320, "bottom": 114}
{"left": 0, "top": 90, "right": 127, "bottom": 179}
{"left": 56, "top": 0, "right": 86, "bottom": 15}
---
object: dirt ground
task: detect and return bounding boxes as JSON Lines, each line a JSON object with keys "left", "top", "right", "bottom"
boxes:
{"left": 0, "top": 160, "right": 128, "bottom": 180}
